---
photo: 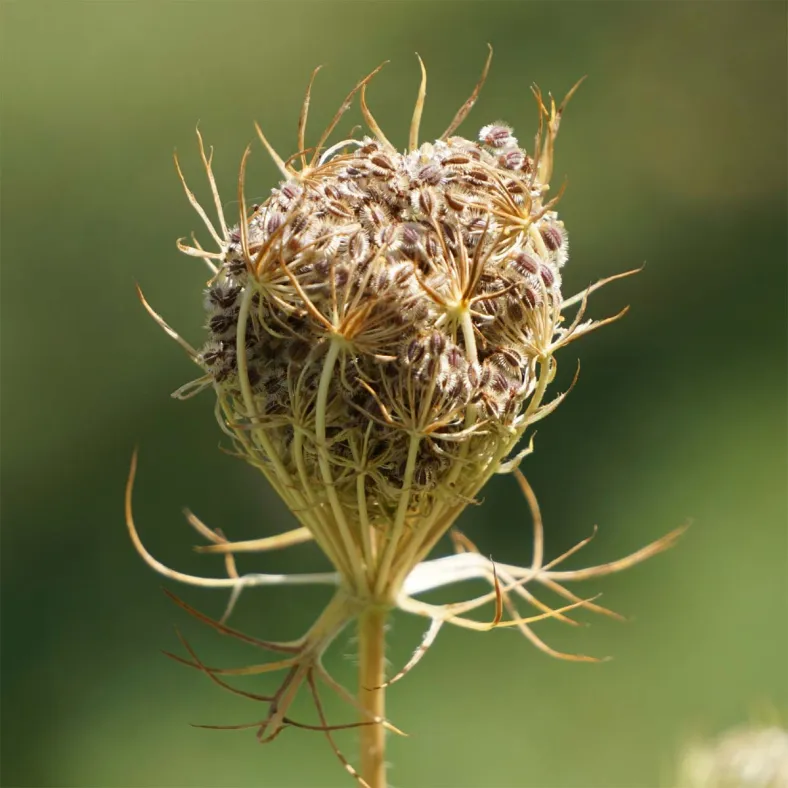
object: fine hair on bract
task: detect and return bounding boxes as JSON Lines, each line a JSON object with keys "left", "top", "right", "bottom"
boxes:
{"left": 128, "top": 47, "right": 685, "bottom": 786}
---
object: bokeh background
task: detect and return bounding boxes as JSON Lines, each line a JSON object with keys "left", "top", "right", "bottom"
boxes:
{"left": 2, "top": 2, "right": 786, "bottom": 787}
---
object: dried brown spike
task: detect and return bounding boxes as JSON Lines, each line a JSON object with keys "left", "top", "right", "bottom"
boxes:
{"left": 441, "top": 43, "right": 494, "bottom": 140}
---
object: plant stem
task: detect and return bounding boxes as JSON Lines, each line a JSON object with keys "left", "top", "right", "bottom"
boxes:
{"left": 358, "top": 605, "right": 387, "bottom": 788}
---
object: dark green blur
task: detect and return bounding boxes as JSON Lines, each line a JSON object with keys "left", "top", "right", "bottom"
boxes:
{"left": 1, "top": 3, "right": 785, "bottom": 786}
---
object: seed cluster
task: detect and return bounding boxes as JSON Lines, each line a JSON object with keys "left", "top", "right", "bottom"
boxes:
{"left": 163, "top": 57, "right": 595, "bottom": 595}
{"left": 141, "top": 64, "right": 668, "bottom": 788}
{"left": 199, "top": 127, "right": 566, "bottom": 524}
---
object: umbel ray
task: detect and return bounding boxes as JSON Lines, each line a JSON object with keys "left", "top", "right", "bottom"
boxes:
{"left": 128, "top": 47, "right": 685, "bottom": 787}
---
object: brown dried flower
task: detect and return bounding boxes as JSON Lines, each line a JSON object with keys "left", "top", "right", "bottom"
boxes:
{"left": 127, "top": 47, "right": 684, "bottom": 787}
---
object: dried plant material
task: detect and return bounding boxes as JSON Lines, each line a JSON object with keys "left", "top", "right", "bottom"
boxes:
{"left": 129, "top": 51, "right": 684, "bottom": 787}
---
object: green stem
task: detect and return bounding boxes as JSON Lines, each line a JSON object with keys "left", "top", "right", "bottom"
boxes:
{"left": 358, "top": 606, "right": 388, "bottom": 788}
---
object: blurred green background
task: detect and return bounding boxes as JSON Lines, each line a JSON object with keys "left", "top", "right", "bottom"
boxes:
{"left": 2, "top": 2, "right": 786, "bottom": 787}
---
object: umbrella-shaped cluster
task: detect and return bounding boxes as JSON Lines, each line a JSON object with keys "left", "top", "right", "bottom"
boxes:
{"left": 128, "top": 49, "right": 683, "bottom": 786}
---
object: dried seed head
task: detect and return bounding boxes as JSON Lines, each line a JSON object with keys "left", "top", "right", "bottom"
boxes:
{"left": 126, "top": 58, "right": 687, "bottom": 788}
{"left": 168, "top": 58, "right": 619, "bottom": 603}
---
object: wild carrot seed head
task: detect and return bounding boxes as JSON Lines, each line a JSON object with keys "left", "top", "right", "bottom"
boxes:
{"left": 128, "top": 56, "right": 684, "bottom": 780}
{"left": 175, "top": 55, "right": 598, "bottom": 599}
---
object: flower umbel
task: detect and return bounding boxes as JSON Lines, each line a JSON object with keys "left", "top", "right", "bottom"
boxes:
{"left": 128, "top": 49, "right": 685, "bottom": 787}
